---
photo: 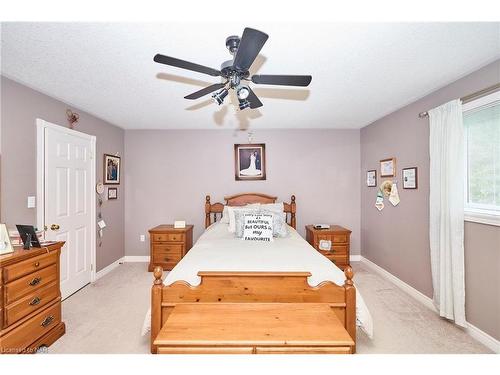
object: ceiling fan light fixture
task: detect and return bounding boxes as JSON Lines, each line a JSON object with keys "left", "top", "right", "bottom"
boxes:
{"left": 212, "top": 88, "right": 228, "bottom": 105}
{"left": 236, "top": 85, "right": 250, "bottom": 100}
{"left": 238, "top": 98, "right": 251, "bottom": 110}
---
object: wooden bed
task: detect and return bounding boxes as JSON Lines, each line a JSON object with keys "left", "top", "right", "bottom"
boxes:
{"left": 150, "top": 193, "right": 356, "bottom": 353}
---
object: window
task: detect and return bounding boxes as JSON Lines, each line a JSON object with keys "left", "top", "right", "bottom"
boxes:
{"left": 463, "top": 90, "right": 500, "bottom": 226}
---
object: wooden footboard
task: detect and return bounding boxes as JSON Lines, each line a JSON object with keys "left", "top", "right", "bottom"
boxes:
{"left": 151, "top": 267, "right": 356, "bottom": 354}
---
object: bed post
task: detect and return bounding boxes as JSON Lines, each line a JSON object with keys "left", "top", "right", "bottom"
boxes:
{"left": 290, "top": 195, "right": 296, "bottom": 229}
{"left": 343, "top": 266, "right": 356, "bottom": 353}
{"left": 205, "top": 195, "right": 211, "bottom": 229}
{"left": 151, "top": 266, "right": 163, "bottom": 354}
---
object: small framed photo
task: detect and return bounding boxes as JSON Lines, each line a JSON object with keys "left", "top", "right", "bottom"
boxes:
{"left": 0, "top": 223, "right": 14, "bottom": 255}
{"left": 366, "top": 170, "right": 377, "bottom": 187}
{"left": 380, "top": 157, "right": 396, "bottom": 177}
{"left": 104, "top": 154, "right": 121, "bottom": 184}
{"left": 402, "top": 167, "right": 418, "bottom": 189}
{"left": 234, "top": 144, "right": 266, "bottom": 181}
{"left": 107, "top": 187, "right": 118, "bottom": 200}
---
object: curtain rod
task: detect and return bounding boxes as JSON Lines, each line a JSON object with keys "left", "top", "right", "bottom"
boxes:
{"left": 418, "top": 83, "right": 500, "bottom": 119}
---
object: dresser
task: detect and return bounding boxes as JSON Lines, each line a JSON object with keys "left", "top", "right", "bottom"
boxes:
{"left": 305, "top": 225, "right": 351, "bottom": 270}
{"left": 148, "top": 225, "right": 193, "bottom": 272}
{"left": 0, "top": 242, "right": 65, "bottom": 354}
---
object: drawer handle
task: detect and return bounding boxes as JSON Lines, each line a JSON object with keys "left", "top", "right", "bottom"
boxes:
{"left": 34, "top": 262, "right": 40, "bottom": 268}
{"left": 29, "top": 296, "right": 41, "bottom": 306}
{"left": 29, "top": 277, "right": 42, "bottom": 286}
{"left": 164, "top": 257, "right": 169, "bottom": 262}
{"left": 41, "top": 315, "right": 54, "bottom": 327}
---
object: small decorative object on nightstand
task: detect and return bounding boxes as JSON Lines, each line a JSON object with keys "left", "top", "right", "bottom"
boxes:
{"left": 305, "top": 225, "right": 351, "bottom": 270}
{"left": 148, "top": 225, "right": 193, "bottom": 272}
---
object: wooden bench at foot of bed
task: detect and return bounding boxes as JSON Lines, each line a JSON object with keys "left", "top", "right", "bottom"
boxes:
{"left": 150, "top": 267, "right": 356, "bottom": 354}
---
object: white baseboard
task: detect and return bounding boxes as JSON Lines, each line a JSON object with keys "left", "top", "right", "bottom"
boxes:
{"left": 350, "top": 255, "right": 361, "bottom": 262}
{"left": 360, "top": 256, "right": 499, "bottom": 353}
{"left": 95, "top": 257, "right": 124, "bottom": 280}
{"left": 122, "top": 256, "right": 150, "bottom": 262}
{"left": 465, "top": 322, "right": 500, "bottom": 353}
{"left": 360, "top": 256, "right": 436, "bottom": 312}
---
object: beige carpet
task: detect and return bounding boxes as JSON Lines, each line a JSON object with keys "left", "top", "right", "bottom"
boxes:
{"left": 48, "top": 262, "right": 491, "bottom": 354}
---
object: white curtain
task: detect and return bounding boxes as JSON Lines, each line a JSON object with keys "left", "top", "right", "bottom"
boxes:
{"left": 429, "top": 99, "right": 466, "bottom": 327}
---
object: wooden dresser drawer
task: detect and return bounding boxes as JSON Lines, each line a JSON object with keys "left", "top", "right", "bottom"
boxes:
{"left": 3, "top": 251, "right": 57, "bottom": 283}
{"left": 152, "top": 233, "right": 185, "bottom": 243}
{"left": 320, "top": 252, "right": 348, "bottom": 266}
{"left": 157, "top": 347, "right": 254, "bottom": 354}
{"left": 5, "top": 264, "right": 58, "bottom": 305}
{"left": 255, "top": 346, "right": 352, "bottom": 354}
{"left": 0, "top": 301, "right": 61, "bottom": 353}
{"left": 316, "top": 234, "right": 349, "bottom": 244}
{"left": 153, "top": 244, "right": 183, "bottom": 255}
{"left": 5, "top": 282, "right": 59, "bottom": 326}
{"left": 153, "top": 252, "right": 182, "bottom": 265}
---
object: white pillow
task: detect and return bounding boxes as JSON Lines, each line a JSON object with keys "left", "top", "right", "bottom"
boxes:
{"left": 220, "top": 203, "right": 259, "bottom": 224}
{"left": 228, "top": 204, "right": 261, "bottom": 233}
{"left": 260, "top": 202, "right": 284, "bottom": 213}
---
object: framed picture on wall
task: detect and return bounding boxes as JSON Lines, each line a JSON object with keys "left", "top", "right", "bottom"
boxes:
{"left": 402, "top": 167, "right": 418, "bottom": 189}
{"left": 234, "top": 144, "right": 266, "bottom": 181}
{"left": 107, "top": 187, "right": 118, "bottom": 200}
{"left": 380, "top": 157, "right": 396, "bottom": 177}
{"left": 104, "top": 154, "right": 121, "bottom": 184}
{"left": 366, "top": 170, "right": 377, "bottom": 187}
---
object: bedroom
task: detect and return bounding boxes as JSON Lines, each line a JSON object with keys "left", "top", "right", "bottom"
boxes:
{"left": 0, "top": 0, "right": 499, "bottom": 372}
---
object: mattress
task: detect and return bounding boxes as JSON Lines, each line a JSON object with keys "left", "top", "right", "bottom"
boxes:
{"left": 142, "top": 222, "right": 373, "bottom": 338}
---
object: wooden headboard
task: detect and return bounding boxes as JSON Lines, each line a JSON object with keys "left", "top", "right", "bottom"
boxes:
{"left": 205, "top": 193, "right": 296, "bottom": 229}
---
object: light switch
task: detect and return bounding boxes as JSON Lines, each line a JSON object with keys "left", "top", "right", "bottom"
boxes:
{"left": 27, "top": 196, "right": 36, "bottom": 208}
{"left": 140, "top": 235, "right": 145, "bottom": 242}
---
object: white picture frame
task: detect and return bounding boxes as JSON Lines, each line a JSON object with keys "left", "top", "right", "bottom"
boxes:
{"left": 0, "top": 224, "right": 15, "bottom": 255}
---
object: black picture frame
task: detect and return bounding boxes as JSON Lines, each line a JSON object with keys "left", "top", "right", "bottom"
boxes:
{"left": 402, "top": 167, "right": 418, "bottom": 189}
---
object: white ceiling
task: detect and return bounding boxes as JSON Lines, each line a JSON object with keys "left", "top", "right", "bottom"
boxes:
{"left": 1, "top": 22, "right": 499, "bottom": 130}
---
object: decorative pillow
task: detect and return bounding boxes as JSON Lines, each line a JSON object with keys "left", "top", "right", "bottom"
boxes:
{"left": 221, "top": 203, "right": 260, "bottom": 224}
{"left": 227, "top": 204, "right": 260, "bottom": 233}
{"left": 260, "top": 202, "right": 284, "bottom": 213}
{"left": 242, "top": 213, "right": 273, "bottom": 242}
{"left": 235, "top": 209, "right": 288, "bottom": 238}
{"left": 260, "top": 209, "right": 289, "bottom": 238}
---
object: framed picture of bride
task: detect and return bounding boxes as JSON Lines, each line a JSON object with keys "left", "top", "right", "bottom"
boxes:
{"left": 234, "top": 143, "right": 266, "bottom": 181}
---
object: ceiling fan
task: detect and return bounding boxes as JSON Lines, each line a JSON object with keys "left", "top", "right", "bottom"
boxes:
{"left": 154, "top": 27, "right": 312, "bottom": 110}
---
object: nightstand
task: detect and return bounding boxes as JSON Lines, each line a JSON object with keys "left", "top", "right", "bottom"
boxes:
{"left": 148, "top": 225, "right": 193, "bottom": 272}
{"left": 305, "top": 225, "right": 351, "bottom": 270}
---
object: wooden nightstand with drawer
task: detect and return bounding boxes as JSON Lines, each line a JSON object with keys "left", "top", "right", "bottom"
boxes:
{"left": 148, "top": 225, "right": 193, "bottom": 272}
{"left": 305, "top": 225, "right": 351, "bottom": 271}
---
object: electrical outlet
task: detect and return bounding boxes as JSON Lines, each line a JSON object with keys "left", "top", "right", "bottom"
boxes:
{"left": 140, "top": 235, "right": 145, "bottom": 242}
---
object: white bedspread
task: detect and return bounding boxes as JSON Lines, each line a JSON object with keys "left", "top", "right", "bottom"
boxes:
{"left": 142, "top": 222, "right": 373, "bottom": 338}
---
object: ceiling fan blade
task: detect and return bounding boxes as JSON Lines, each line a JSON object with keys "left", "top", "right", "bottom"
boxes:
{"left": 232, "top": 28, "right": 269, "bottom": 72}
{"left": 154, "top": 54, "right": 221, "bottom": 77}
{"left": 251, "top": 75, "right": 312, "bottom": 87}
{"left": 247, "top": 86, "right": 263, "bottom": 109}
{"left": 184, "top": 83, "right": 226, "bottom": 100}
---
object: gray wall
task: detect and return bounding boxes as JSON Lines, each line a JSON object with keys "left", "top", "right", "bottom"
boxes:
{"left": 360, "top": 59, "right": 500, "bottom": 340}
{"left": 124, "top": 129, "right": 361, "bottom": 256}
{"left": 0, "top": 76, "right": 125, "bottom": 271}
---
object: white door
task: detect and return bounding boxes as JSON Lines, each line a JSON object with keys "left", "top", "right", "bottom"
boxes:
{"left": 41, "top": 122, "right": 95, "bottom": 299}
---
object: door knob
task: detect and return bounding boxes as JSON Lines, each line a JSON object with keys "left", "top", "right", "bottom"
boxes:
{"left": 50, "top": 224, "right": 60, "bottom": 231}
